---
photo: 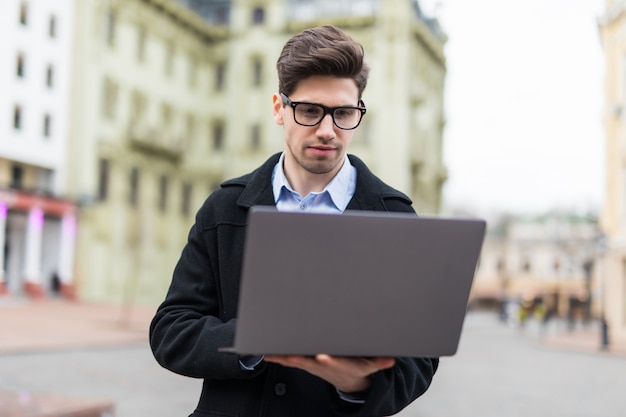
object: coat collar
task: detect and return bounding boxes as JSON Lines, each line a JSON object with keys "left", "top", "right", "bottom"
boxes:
{"left": 222, "top": 152, "right": 411, "bottom": 211}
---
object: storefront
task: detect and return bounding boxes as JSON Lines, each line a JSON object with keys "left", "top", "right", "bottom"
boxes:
{"left": 0, "top": 189, "right": 77, "bottom": 299}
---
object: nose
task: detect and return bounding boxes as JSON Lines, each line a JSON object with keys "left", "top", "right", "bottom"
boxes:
{"left": 315, "top": 113, "right": 335, "bottom": 139}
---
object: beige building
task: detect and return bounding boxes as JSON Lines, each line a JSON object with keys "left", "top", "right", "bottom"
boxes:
{"left": 68, "top": 0, "right": 447, "bottom": 304}
{"left": 599, "top": 0, "right": 626, "bottom": 348}
{"left": 471, "top": 213, "right": 600, "bottom": 321}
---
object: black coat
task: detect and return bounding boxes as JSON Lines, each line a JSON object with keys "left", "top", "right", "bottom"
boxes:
{"left": 150, "top": 153, "right": 438, "bottom": 417}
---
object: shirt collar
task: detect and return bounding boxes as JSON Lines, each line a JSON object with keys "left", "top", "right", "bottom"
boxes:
{"left": 272, "top": 152, "right": 355, "bottom": 212}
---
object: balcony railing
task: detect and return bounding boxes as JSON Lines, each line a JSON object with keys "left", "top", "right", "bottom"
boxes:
{"left": 127, "top": 123, "right": 183, "bottom": 162}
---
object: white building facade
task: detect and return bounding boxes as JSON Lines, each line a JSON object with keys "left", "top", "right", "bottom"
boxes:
{"left": 0, "top": 0, "right": 77, "bottom": 297}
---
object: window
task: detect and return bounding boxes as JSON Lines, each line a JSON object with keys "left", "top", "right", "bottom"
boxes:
{"left": 11, "top": 165, "right": 24, "bottom": 189}
{"left": 161, "top": 103, "right": 173, "bottom": 133}
{"left": 129, "top": 167, "right": 140, "bottom": 207}
{"left": 137, "top": 26, "right": 146, "bottom": 62}
{"left": 214, "top": 6, "right": 229, "bottom": 24}
{"left": 43, "top": 114, "right": 51, "bottom": 137}
{"left": 164, "top": 41, "right": 174, "bottom": 76}
{"left": 102, "top": 78, "right": 119, "bottom": 119}
{"left": 250, "top": 123, "right": 261, "bottom": 150}
{"left": 186, "top": 114, "right": 196, "bottom": 142}
{"left": 106, "top": 9, "right": 116, "bottom": 46}
{"left": 181, "top": 182, "right": 192, "bottom": 216}
{"left": 188, "top": 55, "right": 198, "bottom": 87}
{"left": 16, "top": 53, "right": 25, "bottom": 78}
{"left": 158, "top": 175, "right": 168, "bottom": 212}
{"left": 622, "top": 54, "right": 626, "bottom": 122}
{"left": 622, "top": 259, "right": 626, "bottom": 325}
{"left": 48, "top": 15, "right": 57, "bottom": 38}
{"left": 215, "top": 63, "right": 226, "bottom": 91}
{"left": 496, "top": 258, "right": 505, "bottom": 272}
{"left": 251, "top": 59, "right": 262, "bottom": 87}
{"left": 623, "top": 166, "right": 626, "bottom": 221}
{"left": 19, "top": 1, "right": 28, "bottom": 25}
{"left": 46, "top": 64, "right": 54, "bottom": 87}
{"left": 212, "top": 121, "right": 224, "bottom": 150}
{"left": 36, "top": 169, "right": 54, "bottom": 195}
{"left": 130, "top": 90, "right": 147, "bottom": 124}
{"left": 98, "top": 158, "right": 110, "bottom": 201}
{"left": 252, "top": 7, "right": 265, "bottom": 24}
{"left": 13, "top": 105, "right": 22, "bottom": 130}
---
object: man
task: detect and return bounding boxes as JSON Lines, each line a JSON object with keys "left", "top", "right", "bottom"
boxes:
{"left": 150, "top": 25, "right": 438, "bottom": 417}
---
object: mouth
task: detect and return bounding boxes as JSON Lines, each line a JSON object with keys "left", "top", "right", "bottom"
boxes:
{"left": 307, "top": 146, "right": 337, "bottom": 156}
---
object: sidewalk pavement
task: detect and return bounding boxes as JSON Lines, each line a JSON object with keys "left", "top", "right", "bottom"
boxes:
{"left": 0, "top": 298, "right": 159, "bottom": 416}
{"left": 2, "top": 297, "right": 625, "bottom": 356}
{"left": 537, "top": 319, "right": 626, "bottom": 356}
{"left": 0, "top": 297, "right": 156, "bottom": 354}
{"left": 1, "top": 298, "right": 625, "bottom": 416}
{"left": 0, "top": 391, "right": 116, "bottom": 417}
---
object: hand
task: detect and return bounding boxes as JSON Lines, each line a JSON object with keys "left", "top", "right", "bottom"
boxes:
{"left": 264, "top": 354, "right": 395, "bottom": 393}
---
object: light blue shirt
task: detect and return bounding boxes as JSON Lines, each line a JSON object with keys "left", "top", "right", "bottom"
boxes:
{"left": 239, "top": 153, "right": 364, "bottom": 403}
{"left": 272, "top": 152, "right": 356, "bottom": 214}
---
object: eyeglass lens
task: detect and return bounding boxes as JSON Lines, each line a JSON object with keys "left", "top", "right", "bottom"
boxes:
{"left": 294, "top": 103, "right": 362, "bottom": 129}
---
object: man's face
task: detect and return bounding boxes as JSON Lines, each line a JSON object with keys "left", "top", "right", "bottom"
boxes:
{"left": 273, "top": 76, "right": 361, "bottom": 183}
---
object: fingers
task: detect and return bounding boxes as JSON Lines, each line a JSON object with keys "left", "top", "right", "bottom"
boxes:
{"left": 264, "top": 355, "right": 396, "bottom": 394}
{"left": 316, "top": 355, "right": 395, "bottom": 373}
{"left": 264, "top": 355, "right": 317, "bottom": 368}
{"left": 373, "top": 357, "right": 396, "bottom": 370}
{"left": 265, "top": 354, "right": 395, "bottom": 375}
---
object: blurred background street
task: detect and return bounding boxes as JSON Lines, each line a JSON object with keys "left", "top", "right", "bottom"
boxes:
{"left": 2, "top": 0, "right": 626, "bottom": 415}
{"left": 1, "top": 299, "right": 624, "bottom": 417}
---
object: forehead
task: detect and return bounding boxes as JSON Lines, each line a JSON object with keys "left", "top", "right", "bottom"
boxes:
{"left": 290, "top": 76, "right": 359, "bottom": 104}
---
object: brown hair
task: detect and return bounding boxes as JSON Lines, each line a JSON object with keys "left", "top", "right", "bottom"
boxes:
{"left": 276, "top": 25, "right": 369, "bottom": 99}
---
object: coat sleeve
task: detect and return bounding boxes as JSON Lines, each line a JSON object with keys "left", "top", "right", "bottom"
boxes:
{"left": 360, "top": 356, "right": 438, "bottom": 416}
{"left": 149, "top": 196, "right": 263, "bottom": 380}
{"left": 325, "top": 356, "right": 437, "bottom": 417}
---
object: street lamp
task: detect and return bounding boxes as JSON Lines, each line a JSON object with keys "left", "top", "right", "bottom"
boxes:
{"left": 596, "top": 232, "right": 609, "bottom": 350}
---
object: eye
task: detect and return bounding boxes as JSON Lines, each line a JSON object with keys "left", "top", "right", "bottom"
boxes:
{"left": 297, "top": 104, "right": 323, "bottom": 118}
{"left": 335, "top": 108, "right": 356, "bottom": 118}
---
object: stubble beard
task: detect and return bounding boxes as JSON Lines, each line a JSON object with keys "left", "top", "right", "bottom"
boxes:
{"left": 296, "top": 146, "right": 343, "bottom": 175}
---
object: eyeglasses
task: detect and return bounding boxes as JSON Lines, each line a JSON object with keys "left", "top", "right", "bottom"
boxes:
{"left": 280, "top": 93, "right": 366, "bottom": 130}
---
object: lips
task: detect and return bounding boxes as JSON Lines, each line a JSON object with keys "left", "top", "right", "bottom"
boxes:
{"left": 308, "top": 146, "right": 336, "bottom": 156}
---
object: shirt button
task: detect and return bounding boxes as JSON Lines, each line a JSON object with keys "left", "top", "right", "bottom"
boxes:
{"left": 299, "top": 203, "right": 306, "bottom": 210}
{"left": 274, "top": 383, "right": 287, "bottom": 396}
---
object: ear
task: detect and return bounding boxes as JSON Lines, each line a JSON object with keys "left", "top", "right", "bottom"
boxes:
{"left": 272, "top": 93, "right": 284, "bottom": 126}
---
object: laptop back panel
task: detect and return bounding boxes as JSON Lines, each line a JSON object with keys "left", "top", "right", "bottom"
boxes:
{"left": 227, "top": 207, "right": 486, "bottom": 357}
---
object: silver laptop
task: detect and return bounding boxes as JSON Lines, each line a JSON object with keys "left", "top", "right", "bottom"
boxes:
{"left": 222, "top": 206, "right": 486, "bottom": 357}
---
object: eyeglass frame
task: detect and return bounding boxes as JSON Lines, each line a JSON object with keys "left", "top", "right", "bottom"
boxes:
{"left": 280, "top": 93, "right": 367, "bottom": 130}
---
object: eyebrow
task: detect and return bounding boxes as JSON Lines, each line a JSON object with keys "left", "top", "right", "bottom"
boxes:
{"left": 290, "top": 98, "right": 360, "bottom": 107}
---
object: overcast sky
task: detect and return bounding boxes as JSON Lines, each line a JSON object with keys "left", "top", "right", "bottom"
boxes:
{"left": 420, "top": 0, "right": 606, "bottom": 218}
